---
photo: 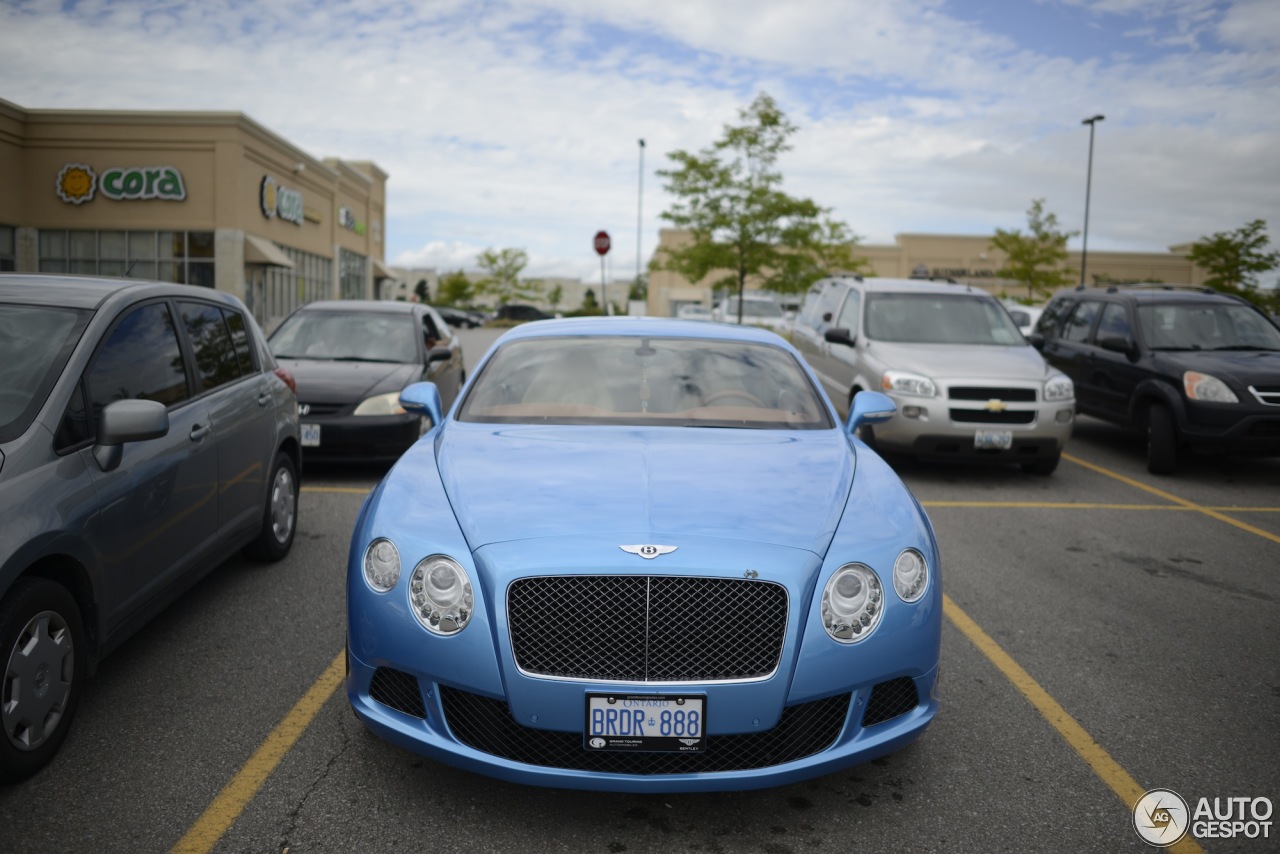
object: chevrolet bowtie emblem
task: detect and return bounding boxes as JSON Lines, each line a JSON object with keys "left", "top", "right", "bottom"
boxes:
{"left": 620, "top": 544, "right": 677, "bottom": 559}
{"left": 984, "top": 399, "right": 1007, "bottom": 412}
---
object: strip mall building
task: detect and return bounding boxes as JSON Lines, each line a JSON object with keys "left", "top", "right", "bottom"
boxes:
{"left": 0, "top": 98, "right": 390, "bottom": 329}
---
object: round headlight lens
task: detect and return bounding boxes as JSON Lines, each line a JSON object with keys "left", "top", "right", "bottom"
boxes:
{"left": 409, "top": 556, "right": 473, "bottom": 635}
{"left": 363, "top": 538, "right": 400, "bottom": 592}
{"left": 892, "top": 548, "right": 929, "bottom": 603}
{"left": 821, "top": 564, "right": 883, "bottom": 643}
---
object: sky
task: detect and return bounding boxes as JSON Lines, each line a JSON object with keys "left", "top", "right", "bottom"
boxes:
{"left": 2, "top": 0, "right": 1278, "bottom": 284}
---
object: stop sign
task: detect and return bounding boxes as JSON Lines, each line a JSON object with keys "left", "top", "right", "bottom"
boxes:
{"left": 593, "top": 230, "right": 611, "bottom": 256}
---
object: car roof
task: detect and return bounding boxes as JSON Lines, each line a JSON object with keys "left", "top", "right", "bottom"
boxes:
{"left": 292, "top": 299, "right": 421, "bottom": 314}
{"left": 0, "top": 273, "right": 245, "bottom": 311}
{"left": 495, "top": 315, "right": 790, "bottom": 346}
{"left": 1050, "top": 286, "right": 1241, "bottom": 305}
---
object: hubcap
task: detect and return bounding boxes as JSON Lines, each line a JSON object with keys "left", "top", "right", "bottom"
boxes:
{"left": 3, "top": 610, "right": 74, "bottom": 751}
{"left": 269, "top": 466, "right": 296, "bottom": 545}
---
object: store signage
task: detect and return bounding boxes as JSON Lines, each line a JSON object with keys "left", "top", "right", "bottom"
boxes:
{"left": 261, "top": 176, "right": 304, "bottom": 225}
{"left": 338, "top": 206, "right": 367, "bottom": 235}
{"left": 56, "top": 162, "right": 186, "bottom": 205}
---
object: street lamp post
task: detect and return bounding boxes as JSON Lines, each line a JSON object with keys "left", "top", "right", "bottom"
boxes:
{"left": 636, "top": 139, "right": 645, "bottom": 305}
{"left": 1080, "top": 114, "right": 1105, "bottom": 288}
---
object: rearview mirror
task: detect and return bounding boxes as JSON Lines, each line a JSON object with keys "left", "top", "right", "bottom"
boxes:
{"left": 845, "top": 390, "right": 895, "bottom": 435}
{"left": 426, "top": 346, "right": 452, "bottom": 364}
{"left": 399, "top": 381, "right": 444, "bottom": 429}
{"left": 1097, "top": 335, "right": 1136, "bottom": 358}
{"left": 94, "top": 399, "right": 169, "bottom": 472}
{"left": 824, "top": 327, "right": 855, "bottom": 347}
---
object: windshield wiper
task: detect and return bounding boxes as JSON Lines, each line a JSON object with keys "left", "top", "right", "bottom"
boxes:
{"left": 328, "top": 356, "right": 402, "bottom": 363}
{"left": 1208, "top": 345, "right": 1280, "bottom": 352}
{"left": 1149, "top": 346, "right": 1202, "bottom": 351}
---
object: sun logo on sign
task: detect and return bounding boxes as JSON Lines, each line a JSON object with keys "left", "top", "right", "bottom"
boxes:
{"left": 56, "top": 163, "right": 97, "bottom": 205}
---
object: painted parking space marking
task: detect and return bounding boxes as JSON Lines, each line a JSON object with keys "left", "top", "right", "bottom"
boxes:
{"left": 1063, "top": 452, "right": 1280, "bottom": 545}
{"left": 943, "top": 595, "right": 1206, "bottom": 854}
{"left": 170, "top": 651, "right": 345, "bottom": 854}
{"left": 300, "top": 486, "right": 374, "bottom": 494}
{"left": 924, "top": 500, "right": 1280, "bottom": 512}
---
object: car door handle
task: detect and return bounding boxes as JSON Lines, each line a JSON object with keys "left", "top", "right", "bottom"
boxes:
{"left": 190, "top": 423, "right": 211, "bottom": 441}
{"left": 257, "top": 392, "right": 272, "bottom": 407}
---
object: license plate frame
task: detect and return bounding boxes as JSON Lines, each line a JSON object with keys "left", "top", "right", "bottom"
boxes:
{"left": 584, "top": 693, "right": 707, "bottom": 753}
{"left": 301, "top": 423, "right": 321, "bottom": 447}
{"left": 974, "top": 428, "right": 1013, "bottom": 450}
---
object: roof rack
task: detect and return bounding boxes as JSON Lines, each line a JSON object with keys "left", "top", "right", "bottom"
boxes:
{"left": 1101, "top": 283, "right": 1218, "bottom": 295}
{"left": 908, "top": 275, "right": 959, "bottom": 284}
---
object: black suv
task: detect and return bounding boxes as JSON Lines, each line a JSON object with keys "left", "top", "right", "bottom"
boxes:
{"left": 494, "top": 304, "right": 553, "bottom": 322}
{"left": 1033, "top": 285, "right": 1280, "bottom": 473}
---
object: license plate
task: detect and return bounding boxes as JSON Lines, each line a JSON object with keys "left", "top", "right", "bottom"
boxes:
{"left": 301, "top": 423, "right": 321, "bottom": 447}
{"left": 585, "top": 694, "right": 707, "bottom": 752}
{"left": 974, "top": 429, "right": 1013, "bottom": 450}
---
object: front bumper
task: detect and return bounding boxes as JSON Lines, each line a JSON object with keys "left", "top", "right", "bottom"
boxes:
{"left": 298, "top": 412, "right": 422, "bottom": 462}
{"left": 873, "top": 387, "right": 1073, "bottom": 460}
{"left": 1175, "top": 400, "right": 1280, "bottom": 455}
{"left": 348, "top": 648, "right": 938, "bottom": 793}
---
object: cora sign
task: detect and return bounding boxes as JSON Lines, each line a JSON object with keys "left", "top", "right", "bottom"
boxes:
{"left": 56, "top": 163, "right": 187, "bottom": 205}
{"left": 261, "top": 175, "right": 304, "bottom": 226}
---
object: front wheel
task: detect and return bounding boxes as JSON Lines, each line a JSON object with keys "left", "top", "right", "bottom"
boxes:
{"left": 0, "top": 578, "right": 86, "bottom": 784}
{"left": 1146, "top": 404, "right": 1179, "bottom": 475}
{"left": 244, "top": 451, "right": 298, "bottom": 561}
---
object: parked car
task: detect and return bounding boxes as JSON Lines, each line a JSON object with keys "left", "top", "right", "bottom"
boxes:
{"left": 346, "top": 317, "right": 941, "bottom": 792}
{"left": 676, "top": 304, "right": 713, "bottom": 321}
{"left": 267, "top": 300, "right": 464, "bottom": 463}
{"left": 493, "top": 304, "right": 554, "bottom": 322}
{"left": 1001, "top": 302, "right": 1044, "bottom": 335}
{"left": 711, "top": 293, "right": 791, "bottom": 334}
{"left": 1034, "top": 285, "right": 1280, "bottom": 474}
{"left": 0, "top": 274, "right": 300, "bottom": 782}
{"left": 792, "top": 277, "right": 1074, "bottom": 474}
{"left": 436, "top": 306, "right": 486, "bottom": 329}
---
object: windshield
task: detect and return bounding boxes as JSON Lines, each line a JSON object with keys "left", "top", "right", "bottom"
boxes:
{"left": 721, "top": 299, "right": 783, "bottom": 318}
{"left": 1136, "top": 302, "right": 1280, "bottom": 351}
{"left": 0, "top": 304, "right": 92, "bottom": 443}
{"left": 269, "top": 311, "right": 419, "bottom": 362}
{"left": 866, "top": 294, "right": 1025, "bottom": 345}
{"left": 457, "top": 336, "right": 832, "bottom": 429}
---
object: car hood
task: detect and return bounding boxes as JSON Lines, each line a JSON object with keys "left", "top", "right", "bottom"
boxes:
{"left": 1154, "top": 349, "right": 1280, "bottom": 388}
{"left": 436, "top": 423, "right": 854, "bottom": 554}
{"left": 867, "top": 341, "right": 1053, "bottom": 381}
{"left": 277, "top": 359, "right": 419, "bottom": 404}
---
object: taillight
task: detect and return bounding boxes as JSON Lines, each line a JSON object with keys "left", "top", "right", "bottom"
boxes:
{"left": 273, "top": 366, "right": 297, "bottom": 395}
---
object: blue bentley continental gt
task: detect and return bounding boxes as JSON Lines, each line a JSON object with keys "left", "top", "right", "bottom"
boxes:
{"left": 346, "top": 317, "right": 941, "bottom": 792}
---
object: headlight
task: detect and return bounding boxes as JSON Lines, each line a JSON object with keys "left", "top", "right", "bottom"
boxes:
{"left": 881, "top": 371, "right": 937, "bottom": 398}
{"left": 1044, "top": 375, "right": 1074, "bottom": 401}
{"left": 821, "top": 564, "right": 884, "bottom": 643}
{"left": 363, "top": 538, "right": 401, "bottom": 592}
{"left": 353, "top": 391, "right": 408, "bottom": 416}
{"left": 892, "top": 548, "right": 929, "bottom": 603}
{"left": 409, "top": 556, "right": 473, "bottom": 635}
{"left": 1183, "top": 371, "right": 1238, "bottom": 403}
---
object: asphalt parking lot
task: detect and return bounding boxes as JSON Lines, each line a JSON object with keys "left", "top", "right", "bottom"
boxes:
{"left": 2, "top": 326, "right": 1276, "bottom": 854}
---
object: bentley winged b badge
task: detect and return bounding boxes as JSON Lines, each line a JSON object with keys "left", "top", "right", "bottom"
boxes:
{"left": 619, "top": 544, "right": 678, "bottom": 559}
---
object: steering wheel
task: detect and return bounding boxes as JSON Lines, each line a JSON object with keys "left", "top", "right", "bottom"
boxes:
{"left": 701, "top": 389, "right": 766, "bottom": 408}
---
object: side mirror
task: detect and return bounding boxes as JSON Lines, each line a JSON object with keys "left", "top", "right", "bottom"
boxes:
{"left": 1097, "top": 335, "right": 1137, "bottom": 358}
{"left": 824, "top": 327, "right": 855, "bottom": 347}
{"left": 399, "top": 381, "right": 444, "bottom": 429}
{"left": 1026, "top": 332, "right": 1045, "bottom": 351}
{"left": 845, "top": 390, "right": 895, "bottom": 435}
{"left": 94, "top": 399, "right": 169, "bottom": 472}
{"left": 426, "top": 346, "right": 452, "bottom": 364}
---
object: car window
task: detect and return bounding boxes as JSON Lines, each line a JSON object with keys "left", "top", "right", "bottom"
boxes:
{"left": 799, "top": 282, "right": 844, "bottom": 328}
{"left": 54, "top": 380, "right": 90, "bottom": 451}
{"left": 864, "top": 293, "right": 1023, "bottom": 345}
{"left": 86, "top": 302, "right": 190, "bottom": 422}
{"left": 178, "top": 301, "right": 244, "bottom": 392}
{"left": 269, "top": 311, "right": 419, "bottom": 362}
{"left": 1061, "top": 300, "right": 1101, "bottom": 343}
{"left": 0, "top": 303, "right": 92, "bottom": 444}
{"left": 1036, "top": 297, "right": 1073, "bottom": 337}
{"left": 1137, "top": 302, "right": 1280, "bottom": 350}
{"left": 1095, "top": 303, "right": 1133, "bottom": 343}
{"left": 458, "top": 336, "right": 832, "bottom": 429}
{"left": 223, "top": 308, "right": 257, "bottom": 375}
{"left": 834, "top": 289, "right": 860, "bottom": 333}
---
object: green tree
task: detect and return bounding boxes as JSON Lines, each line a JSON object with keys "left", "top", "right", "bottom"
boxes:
{"left": 435, "top": 270, "right": 474, "bottom": 306}
{"left": 579, "top": 288, "right": 600, "bottom": 315}
{"left": 1187, "top": 219, "right": 1280, "bottom": 310}
{"left": 989, "top": 199, "right": 1078, "bottom": 300}
{"left": 413, "top": 279, "right": 430, "bottom": 303}
{"left": 657, "top": 92, "right": 865, "bottom": 323}
{"left": 546, "top": 283, "right": 564, "bottom": 312}
{"left": 475, "top": 247, "right": 542, "bottom": 305}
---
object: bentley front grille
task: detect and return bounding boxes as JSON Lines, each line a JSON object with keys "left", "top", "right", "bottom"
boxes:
{"left": 507, "top": 575, "right": 788, "bottom": 682}
{"left": 440, "top": 686, "right": 849, "bottom": 774}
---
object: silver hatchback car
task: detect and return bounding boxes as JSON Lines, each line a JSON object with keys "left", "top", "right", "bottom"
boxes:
{"left": 792, "top": 277, "right": 1074, "bottom": 474}
{"left": 0, "top": 275, "right": 300, "bottom": 782}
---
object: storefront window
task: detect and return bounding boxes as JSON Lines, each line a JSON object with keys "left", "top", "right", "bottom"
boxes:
{"left": 250, "top": 243, "right": 333, "bottom": 328}
{"left": 0, "top": 226, "right": 15, "bottom": 272}
{"left": 37, "top": 230, "right": 216, "bottom": 285}
{"left": 339, "top": 247, "right": 367, "bottom": 300}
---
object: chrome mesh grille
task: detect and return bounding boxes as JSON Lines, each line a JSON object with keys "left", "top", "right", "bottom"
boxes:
{"left": 508, "top": 576, "right": 788, "bottom": 682}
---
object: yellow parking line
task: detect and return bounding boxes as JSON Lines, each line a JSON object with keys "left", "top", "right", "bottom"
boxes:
{"left": 1063, "top": 453, "right": 1280, "bottom": 545}
{"left": 944, "top": 595, "right": 1205, "bottom": 854}
{"left": 170, "top": 651, "right": 346, "bottom": 854}
{"left": 923, "top": 500, "right": 1280, "bottom": 512}
{"left": 300, "top": 486, "right": 373, "bottom": 494}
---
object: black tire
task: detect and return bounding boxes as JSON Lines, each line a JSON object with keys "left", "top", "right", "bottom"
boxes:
{"left": 244, "top": 451, "right": 298, "bottom": 562}
{"left": 1022, "top": 452, "right": 1061, "bottom": 476}
{"left": 1146, "top": 403, "right": 1179, "bottom": 475}
{"left": 0, "top": 578, "right": 86, "bottom": 784}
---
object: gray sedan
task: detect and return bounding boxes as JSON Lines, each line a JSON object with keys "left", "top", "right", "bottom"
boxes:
{"left": 0, "top": 274, "right": 300, "bottom": 783}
